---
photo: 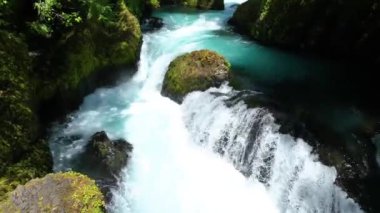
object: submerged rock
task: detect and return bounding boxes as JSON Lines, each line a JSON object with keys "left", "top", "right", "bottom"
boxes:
{"left": 162, "top": 49, "right": 231, "bottom": 103}
{"left": 0, "top": 172, "right": 105, "bottom": 212}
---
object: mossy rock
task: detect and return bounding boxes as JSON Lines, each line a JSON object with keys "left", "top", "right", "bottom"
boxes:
{"left": 161, "top": 0, "right": 225, "bottom": 10}
{"left": 37, "top": 2, "right": 142, "bottom": 101}
{"left": 0, "top": 139, "right": 52, "bottom": 202}
{"left": 229, "top": 0, "right": 263, "bottom": 34}
{"left": 0, "top": 172, "right": 105, "bottom": 213}
{"left": 162, "top": 50, "right": 231, "bottom": 103}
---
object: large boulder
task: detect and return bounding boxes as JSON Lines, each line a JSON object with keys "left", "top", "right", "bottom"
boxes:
{"left": 161, "top": 0, "right": 225, "bottom": 10}
{"left": 162, "top": 50, "right": 231, "bottom": 103}
{"left": 0, "top": 172, "right": 105, "bottom": 212}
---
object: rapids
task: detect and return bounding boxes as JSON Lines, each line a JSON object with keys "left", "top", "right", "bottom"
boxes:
{"left": 49, "top": 1, "right": 363, "bottom": 212}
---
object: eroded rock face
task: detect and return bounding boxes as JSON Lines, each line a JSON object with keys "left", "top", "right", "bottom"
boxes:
{"left": 0, "top": 172, "right": 105, "bottom": 213}
{"left": 162, "top": 49, "right": 231, "bottom": 103}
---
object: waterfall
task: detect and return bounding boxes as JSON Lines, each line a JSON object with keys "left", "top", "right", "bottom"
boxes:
{"left": 182, "top": 85, "right": 362, "bottom": 213}
{"left": 49, "top": 1, "right": 363, "bottom": 212}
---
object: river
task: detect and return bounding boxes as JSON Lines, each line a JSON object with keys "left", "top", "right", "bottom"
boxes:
{"left": 49, "top": 1, "right": 363, "bottom": 212}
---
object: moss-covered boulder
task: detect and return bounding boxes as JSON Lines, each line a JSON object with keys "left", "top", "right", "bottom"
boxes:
{"left": 230, "top": 0, "right": 380, "bottom": 61}
{"left": 0, "top": 172, "right": 105, "bottom": 212}
{"left": 162, "top": 50, "right": 231, "bottom": 103}
{"left": 161, "top": 0, "right": 225, "bottom": 10}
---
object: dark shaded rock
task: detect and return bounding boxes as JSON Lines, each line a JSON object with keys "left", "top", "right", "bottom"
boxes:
{"left": 86, "top": 131, "right": 133, "bottom": 176}
{"left": 162, "top": 49, "right": 231, "bottom": 103}
{"left": 142, "top": 17, "right": 164, "bottom": 32}
{"left": 73, "top": 131, "right": 133, "bottom": 204}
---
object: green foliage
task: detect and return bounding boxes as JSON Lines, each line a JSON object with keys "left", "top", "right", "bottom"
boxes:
{"left": 0, "top": 0, "right": 10, "bottom": 26}
{"left": 32, "top": 0, "right": 119, "bottom": 37}
{"left": 0, "top": 0, "right": 26, "bottom": 28}
{"left": 149, "top": 0, "right": 160, "bottom": 8}
{"left": 0, "top": 0, "right": 142, "bottom": 202}
{"left": 32, "top": 0, "right": 81, "bottom": 37}
{"left": 36, "top": 0, "right": 142, "bottom": 101}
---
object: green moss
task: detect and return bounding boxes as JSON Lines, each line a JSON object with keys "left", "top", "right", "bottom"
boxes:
{"left": 36, "top": 1, "right": 142, "bottom": 102}
{"left": 0, "top": 139, "right": 52, "bottom": 201}
{"left": 0, "top": 30, "right": 53, "bottom": 200}
{"left": 126, "top": 0, "right": 160, "bottom": 18}
{"left": 162, "top": 50, "right": 231, "bottom": 102}
{"left": 0, "top": 172, "right": 105, "bottom": 212}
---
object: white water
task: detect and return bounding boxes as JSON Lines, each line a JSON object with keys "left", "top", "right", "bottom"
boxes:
{"left": 49, "top": 1, "right": 362, "bottom": 212}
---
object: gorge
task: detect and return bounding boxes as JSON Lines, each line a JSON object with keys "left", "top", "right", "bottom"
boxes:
{"left": 1, "top": 0, "right": 379, "bottom": 212}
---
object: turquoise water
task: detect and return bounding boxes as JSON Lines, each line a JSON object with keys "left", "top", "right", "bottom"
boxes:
{"left": 48, "top": 2, "right": 370, "bottom": 213}
{"left": 152, "top": 5, "right": 370, "bottom": 141}
{"left": 154, "top": 6, "right": 335, "bottom": 87}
